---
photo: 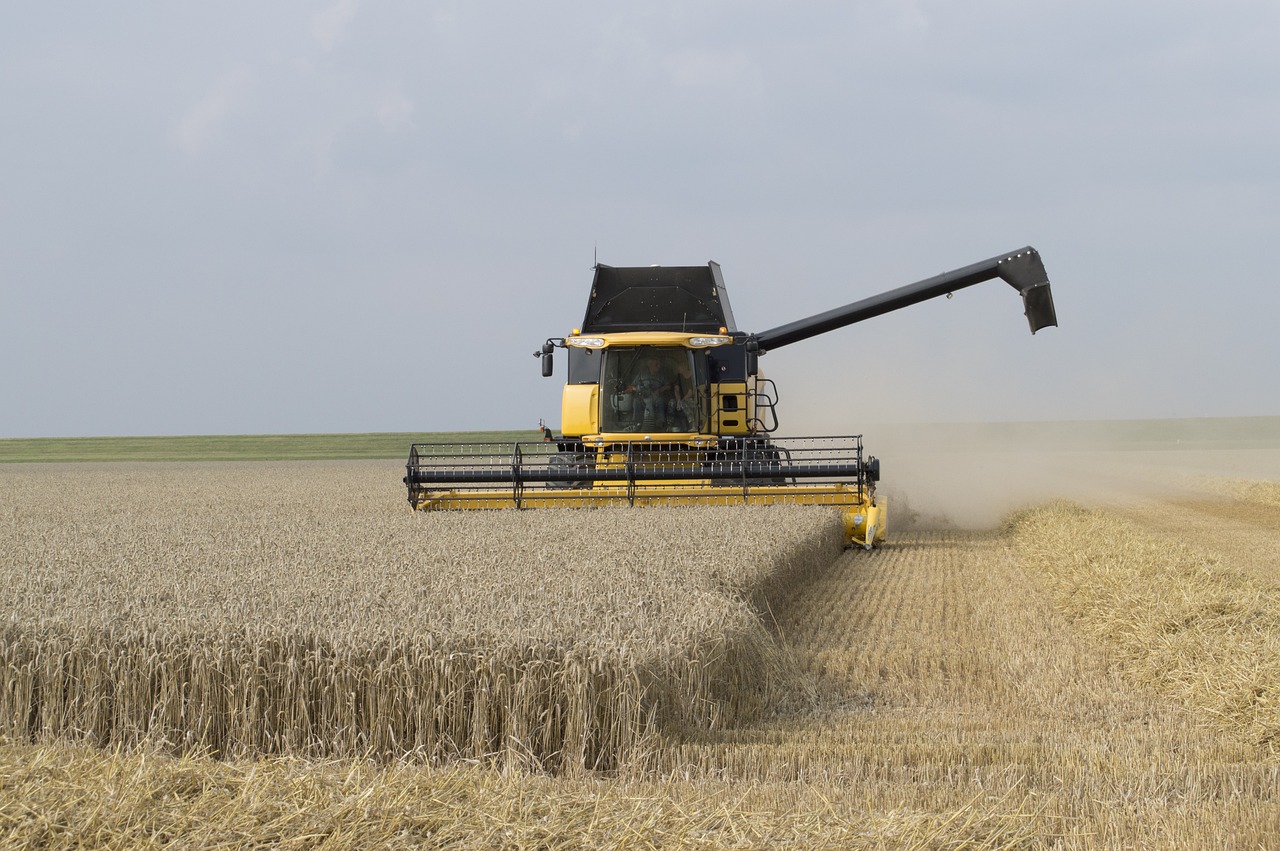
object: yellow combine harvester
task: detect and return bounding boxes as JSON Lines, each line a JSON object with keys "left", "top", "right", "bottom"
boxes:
{"left": 406, "top": 247, "right": 1056, "bottom": 548}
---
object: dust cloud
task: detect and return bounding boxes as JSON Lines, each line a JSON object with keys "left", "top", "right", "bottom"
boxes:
{"left": 759, "top": 337, "right": 1277, "bottom": 530}
{"left": 853, "top": 420, "right": 1280, "bottom": 532}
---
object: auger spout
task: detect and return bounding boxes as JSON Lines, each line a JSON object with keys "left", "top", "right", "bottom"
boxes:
{"left": 752, "top": 247, "right": 1055, "bottom": 352}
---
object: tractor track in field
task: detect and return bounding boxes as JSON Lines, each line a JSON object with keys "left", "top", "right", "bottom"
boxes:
{"left": 666, "top": 528, "right": 1065, "bottom": 782}
{"left": 657, "top": 492, "right": 1280, "bottom": 846}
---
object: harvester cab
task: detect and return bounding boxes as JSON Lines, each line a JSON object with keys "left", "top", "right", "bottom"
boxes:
{"left": 406, "top": 247, "right": 1056, "bottom": 549}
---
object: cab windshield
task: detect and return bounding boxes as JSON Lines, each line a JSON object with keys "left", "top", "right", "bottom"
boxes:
{"left": 600, "top": 346, "right": 708, "bottom": 433}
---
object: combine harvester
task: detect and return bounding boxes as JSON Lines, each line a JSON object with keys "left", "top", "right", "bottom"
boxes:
{"left": 406, "top": 248, "right": 1056, "bottom": 548}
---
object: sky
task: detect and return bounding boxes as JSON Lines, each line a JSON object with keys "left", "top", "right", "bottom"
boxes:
{"left": 2, "top": 1, "right": 1277, "bottom": 438}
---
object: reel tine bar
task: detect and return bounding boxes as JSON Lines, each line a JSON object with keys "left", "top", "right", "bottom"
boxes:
{"left": 406, "top": 436, "right": 872, "bottom": 508}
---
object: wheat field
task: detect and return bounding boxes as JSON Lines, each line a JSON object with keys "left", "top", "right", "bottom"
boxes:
{"left": 1, "top": 463, "right": 842, "bottom": 771}
{"left": 2, "top": 448, "right": 1280, "bottom": 848}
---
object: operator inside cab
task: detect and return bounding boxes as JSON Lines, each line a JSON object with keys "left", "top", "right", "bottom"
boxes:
{"left": 601, "top": 345, "right": 706, "bottom": 434}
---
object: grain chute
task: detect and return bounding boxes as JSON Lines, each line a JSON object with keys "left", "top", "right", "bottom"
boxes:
{"left": 406, "top": 247, "right": 1056, "bottom": 548}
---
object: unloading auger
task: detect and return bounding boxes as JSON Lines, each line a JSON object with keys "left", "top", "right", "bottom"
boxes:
{"left": 406, "top": 247, "right": 1057, "bottom": 548}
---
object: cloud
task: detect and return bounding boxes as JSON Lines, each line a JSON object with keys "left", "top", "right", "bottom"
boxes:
{"left": 375, "top": 90, "right": 415, "bottom": 131}
{"left": 662, "top": 48, "right": 754, "bottom": 90}
{"left": 311, "top": 0, "right": 360, "bottom": 51}
{"left": 889, "top": 0, "right": 929, "bottom": 31}
{"left": 171, "top": 67, "right": 252, "bottom": 157}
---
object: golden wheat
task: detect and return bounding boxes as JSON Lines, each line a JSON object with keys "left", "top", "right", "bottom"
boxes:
{"left": 6, "top": 459, "right": 1280, "bottom": 848}
{"left": 0, "top": 462, "right": 842, "bottom": 770}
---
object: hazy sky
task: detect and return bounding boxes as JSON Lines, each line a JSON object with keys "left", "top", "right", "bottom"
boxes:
{"left": 3, "top": 2, "right": 1277, "bottom": 438}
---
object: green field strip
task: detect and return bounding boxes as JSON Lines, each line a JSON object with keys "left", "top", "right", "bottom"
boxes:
{"left": 0, "top": 431, "right": 541, "bottom": 463}
{"left": 3, "top": 416, "right": 1278, "bottom": 463}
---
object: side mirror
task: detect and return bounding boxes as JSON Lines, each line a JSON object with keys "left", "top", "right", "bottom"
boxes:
{"left": 540, "top": 341, "right": 555, "bottom": 377}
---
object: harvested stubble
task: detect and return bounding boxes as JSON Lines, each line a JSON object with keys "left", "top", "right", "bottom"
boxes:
{"left": 0, "top": 736, "right": 1039, "bottom": 850}
{"left": 0, "top": 463, "right": 841, "bottom": 771}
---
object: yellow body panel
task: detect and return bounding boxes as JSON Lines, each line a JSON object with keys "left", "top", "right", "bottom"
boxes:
{"left": 561, "top": 384, "right": 598, "bottom": 436}
{"left": 411, "top": 484, "right": 886, "bottom": 549}
{"left": 711, "top": 381, "right": 749, "bottom": 435}
{"left": 572, "top": 330, "right": 724, "bottom": 346}
{"left": 841, "top": 498, "right": 888, "bottom": 550}
{"left": 586, "top": 433, "right": 719, "bottom": 447}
